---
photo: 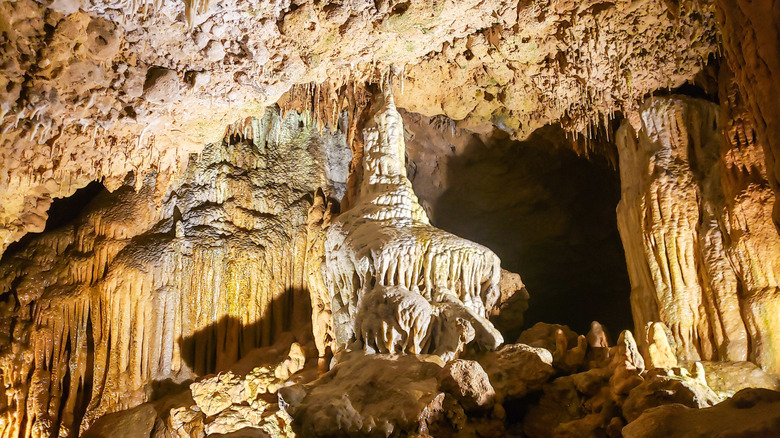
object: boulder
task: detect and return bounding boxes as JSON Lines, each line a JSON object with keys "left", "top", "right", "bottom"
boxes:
{"left": 622, "top": 365, "right": 721, "bottom": 422}
{"left": 190, "top": 372, "right": 245, "bottom": 417}
{"left": 478, "top": 343, "right": 555, "bottom": 400}
{"left": 282, "top": 352, "right": 446, "bottom": 437}
{"left": 623, "top": 388, "right": 780, "bottom": 438}
{"left": 82, "top": 404, "right": 157, "bottom": 438}
{"left": 438, "top": 359, "right": 495, "bottom": 411}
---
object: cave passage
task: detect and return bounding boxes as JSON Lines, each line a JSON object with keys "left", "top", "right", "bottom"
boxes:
{"left": 410, "top": 124, "right": 632, "bottom": 339}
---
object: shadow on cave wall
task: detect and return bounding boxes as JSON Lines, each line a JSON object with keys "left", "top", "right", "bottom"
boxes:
{"left": 416, "top": 126, "right": 632, "bottom": 338}
{"left": 153, "top": 287, "right": 307, "bottom": 401}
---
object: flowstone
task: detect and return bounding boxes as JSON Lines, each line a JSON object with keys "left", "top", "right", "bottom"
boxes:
{"left": 324, "top": 85, "right": 506, "bottom": 359}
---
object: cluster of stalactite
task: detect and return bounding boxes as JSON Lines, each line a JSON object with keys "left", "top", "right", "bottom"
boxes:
{"left": 0, "top": 109, "right": 345, "bottom": 437}
{"left": 615, "top": 84, "right": 780, "bottom": 373}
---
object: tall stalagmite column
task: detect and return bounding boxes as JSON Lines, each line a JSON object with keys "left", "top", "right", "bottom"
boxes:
{"left": 616, "top": 95, "right": 780, "bottom": 372}
{"left": 323, "top": 83, "right": 506, "bottom": 359}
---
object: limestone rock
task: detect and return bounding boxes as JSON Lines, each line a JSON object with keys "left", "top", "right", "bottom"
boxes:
{"left": 622, "top": 367, "right": 721, "bottom": 422}
{"left": 616, "top": 95, "right": 780, "bottom": 372}
{"left": 518, "top": 323, "right": 579, "bottom": 352}
{"left": 645, "top": 322, "right": 678, "bottom": 369}
{"left": 143, "top": 67, "right": 180, "bottom": 104}
{"left": 191, "top": 372, "right": 245, "bottom": 417}
{"left": 283, "top": 352, "right": 446, "bottom": 437}
{"left": 518, "top": 323, "right": 588, "bottom": 373}
{"left": 586, "top": 321, "right": 611, "bottom": 366}
{"left": 0, "top": 109, "right": 338, "bottom": 434}
{"left": 691, "top": 361, "right": 780, "bottom": 399}
{"left": 488, "top": 269, "right": 530, "bottom": 337}
{"left": 324, "top": 85, "right": 504, "bottom": 360}
{"left": 623, "top": 388, "right": 780, "bottom": 438}
{"left": 523, "top": 375, "right": 590, "bottom": 438}
{"left": 82, "top": 404, "right": 157, "bottom": 438}
{"left": 478, "top": 343, "right": 555, "bottom": 401}
{"left": 609, "top": 330, "right": 645, "bottom": 398}
{"left": 438, "top": 359, "right": 495, "bottom": 411}
{"left": 205, "top": 405, "right": 264, "bottom": 436}
{"left": 169, "top": 406, "right": 206, "bottom": 438}
{"left": 0, "top": 0, "right": 720, "bottom": 258}
{"left": 717, "top": 0, "right": 780, "bottom": 230}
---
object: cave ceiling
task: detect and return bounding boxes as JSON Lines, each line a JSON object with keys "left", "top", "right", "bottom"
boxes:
{"left": 0, "top": 0, "right": 719, "bottom": 253}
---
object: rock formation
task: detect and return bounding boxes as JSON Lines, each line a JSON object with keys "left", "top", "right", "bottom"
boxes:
{"left": 615, "top": 94, "right": 780, "bottom": 372}
{"left": 0, "top": 0, "right": 719, "bottom": 256}
{"left": 2, "top": 0, "right": 780, "bottom": 437}
{"left": 323, "top": 85, "right": 505, "bottom": 360}
{"left": 0, "top": 109, "right": 346, "bottom": 436}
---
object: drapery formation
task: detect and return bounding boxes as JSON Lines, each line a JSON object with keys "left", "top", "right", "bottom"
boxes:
{"left": 0, "top": 110, "right": 342, "bottom": 437}
{"left": 616, "top": 96, "right": 780, "bottom": 372}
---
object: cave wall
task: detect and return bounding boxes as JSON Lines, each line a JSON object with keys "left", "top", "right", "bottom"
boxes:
{"left": 2, "top": 0, "right": 780, "bottom": 435}
{"left": 716, "top": 0, "right": 780, "bottom": 230}
{"left": 0, "top": 110, "right": 348, "bottom": 437}
{"left": 615, "top": 94, "right": 780, "bottom": 372}
{"left": 0, "top": 0, "right": 719, "bottom": 256}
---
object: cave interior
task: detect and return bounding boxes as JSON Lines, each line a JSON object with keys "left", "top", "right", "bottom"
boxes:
{"left": 2, "top": 0, "right": 780, "bottom": 437}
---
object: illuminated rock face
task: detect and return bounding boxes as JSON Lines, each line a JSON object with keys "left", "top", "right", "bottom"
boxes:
{"left": 0, "top": 0, "right": 720, "bottom": 257}
{"left": 616, "top": 95, "right": 780, "bottom": 372}
{"left": 323, "top": 89, "right": 504, "bottom": 360}
{"left": 0, "top": 109, "right": 346, "bottom": 437}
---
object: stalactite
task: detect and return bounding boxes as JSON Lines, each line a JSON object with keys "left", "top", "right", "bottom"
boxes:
{"left": 0, "top": 108, "right": 344, "bottom": 436}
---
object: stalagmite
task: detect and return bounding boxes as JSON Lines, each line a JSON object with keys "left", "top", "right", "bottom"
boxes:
{"left": 323, "top": 82, "right": 504, "bottom": 358}
{"left": 616, "top": 95, "right": 780, "bottom": 372}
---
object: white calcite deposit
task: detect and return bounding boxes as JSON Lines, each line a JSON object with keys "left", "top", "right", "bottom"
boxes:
{"left": 324, "top": 84, "right": 504, "bottom": 359}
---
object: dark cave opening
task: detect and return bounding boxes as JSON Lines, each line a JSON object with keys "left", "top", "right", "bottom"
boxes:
{"left": 2, "top": 181, "right": 108, "bottom": 263}
{"left": 44, "top": 181, "right": 107, "bottom": 232}
{"left": 406, "top": 119, "right": 633, "bottom": 339}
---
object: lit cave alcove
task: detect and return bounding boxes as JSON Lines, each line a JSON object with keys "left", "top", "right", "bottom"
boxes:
{"left": 405, "top": 116, "right": 633, "bottom": 340}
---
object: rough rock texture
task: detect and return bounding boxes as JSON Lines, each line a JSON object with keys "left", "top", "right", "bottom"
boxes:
{"left": 0, "top": 0, "right": 719, "bottom": 256}
{"left": 323, "top": 86, "right": 506, "bottom": 359}
{"left": 716, "top": 0, "right": 780, "bottom": 229}
{"left": 0, "top": 109, "right": 343, "bottom": 436}
{"left": 4, "top": 1, "right": 780, "bottom": 435}
{"left": 283, "top": 350, "right": 512, "bottom": 438}
{"left": 438, "top": 359, "right": 496, "bottom": 411}
{"left": 615, "top": 95, "right": 780, "bottom": 371}
{"left": 84, "top": 337, "right": 307, "bottom": 438}
{"left": 623, "top": 388, "right": 780, "bottom": 438}
{"left": 282, "top": 352, "right": 446, "bottom": 437}
{"left": 622, "top": 365, "right": 721, "bottom": 422}
{"left": 519, "top": 324, "right": 735, "bottom": 438}
{"left": 477, "top": 343, "right": 555, "bottom": 401}
{"left": 690, "top": 360, "right": 780, "bottom": 399}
